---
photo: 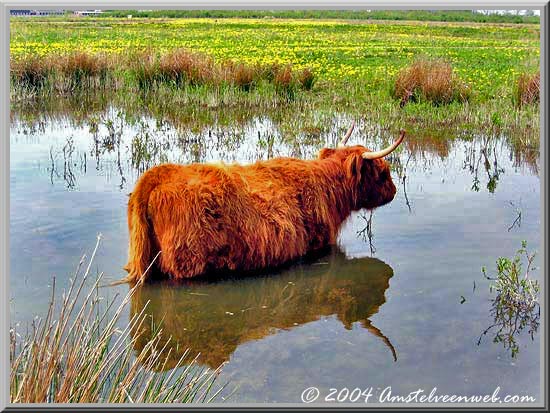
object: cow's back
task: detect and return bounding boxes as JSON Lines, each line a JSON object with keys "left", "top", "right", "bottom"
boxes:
{"left": 145, "top": 161, "right": 310, "bottom": 278}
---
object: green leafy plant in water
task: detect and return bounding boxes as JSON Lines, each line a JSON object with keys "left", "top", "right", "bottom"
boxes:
{"left": 478, "top": 241, "right": 540, "bottom": 358}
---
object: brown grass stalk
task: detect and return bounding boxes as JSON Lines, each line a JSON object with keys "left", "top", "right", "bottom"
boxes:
{"left": 297, "top": 68, "right": 316, "bottom": 91}
{"left": 10, "top": 54, "right": 53, "bottom": 90}
{"left": 159, "top": 49, "right": 215, "bottom": 86}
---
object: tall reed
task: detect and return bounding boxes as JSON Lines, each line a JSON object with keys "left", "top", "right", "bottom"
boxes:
{"left": 56, "top": 52, "right": 111, "bottom": 91}
{"left": 11, "top": 54, "right": 53, "bottom": 91}
{"left": 10, "top": 234, "right": 225, "bottom": 403}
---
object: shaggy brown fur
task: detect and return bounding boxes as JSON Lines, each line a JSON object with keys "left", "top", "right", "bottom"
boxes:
{"left": 125, "top": 145, "right": 398, "bottom": 282}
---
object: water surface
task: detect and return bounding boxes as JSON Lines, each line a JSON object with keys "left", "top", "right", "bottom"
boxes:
{"left": 10, "top": 107, "right": 541, "bottom": 403}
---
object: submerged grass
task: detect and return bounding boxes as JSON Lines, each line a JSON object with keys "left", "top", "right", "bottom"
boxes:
{"left": 10, "top": 235, "right": 225, "bottom": 403}
{"left": 10, "top": 81, "right": 541, "bottom": 161}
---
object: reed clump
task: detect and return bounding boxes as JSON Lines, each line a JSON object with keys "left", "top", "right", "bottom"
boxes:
{"left": 158, "top": 49, "right": 215, "bottom": 86}
{"left": 224, "top": 62, "right": 257, "bottom": 91}
{"left": 273, "top": 64, "right": 298, "bottom": 100}
{"left": 11, "top": 49, "right": 315, "bottom": 98}
{"left": 11, "top": 54, "right": 53, "bottom": 90}
{"left": 297, "top": 67, "right": 316, "bottom": 91}
{"left": 393, "top": 58, "right": 470, "bottom": 106}
{"left": 10, "top": 235, "right": 224, "bottom": 403}
{"left": 514, "top": 71, "right": 540, "bottom": 106}
{"left": 127, "top": 50, "right": 162, "bottom": 90}
{"left": 56, "top": 52, "right": 111, "bottom": 90}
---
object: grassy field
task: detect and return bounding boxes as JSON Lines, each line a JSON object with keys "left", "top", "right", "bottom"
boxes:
{"left": 11, "top": 17, "right": 539, "bottom": 96}
{"left": 10, "top": 17, "right": 541, "bottom": 147}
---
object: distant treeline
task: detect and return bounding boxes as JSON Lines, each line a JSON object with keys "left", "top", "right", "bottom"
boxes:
{"left": 97, "top": 10, "right": 540, "bottom": 24}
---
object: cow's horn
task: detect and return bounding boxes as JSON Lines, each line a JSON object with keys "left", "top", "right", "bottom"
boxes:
{"left": 362, "top": 129, "right": 406, "bottom": 160}
{"left": 337, "top": 121, "right": 355, "bottom": 148}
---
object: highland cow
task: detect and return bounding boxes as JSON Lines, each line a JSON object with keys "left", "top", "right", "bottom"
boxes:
{"left": 124, "top": 124, "right": 405, "bottom": 282}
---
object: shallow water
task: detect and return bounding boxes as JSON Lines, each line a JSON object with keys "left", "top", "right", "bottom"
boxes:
{"left": 10, "top": 108, "right": 541, "bottom": 403}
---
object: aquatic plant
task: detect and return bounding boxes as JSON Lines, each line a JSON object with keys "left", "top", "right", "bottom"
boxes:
{"left": 56, "top": 52, "right": 111, "bottom": 90}
{"left": 10, "top": 54, "right": 53, "bottom": 90}
{"left": 223, "top": 61, "right": 257, "bottom": 91}
{"left": 478, "top": 241, "right": 540, "bottom": 358}
{"left": 297, "top": 67, "right": 316, "bottom": 91}
{"left": 158, "top": 49, "right": 215, "bottom": 86}
{"left": 357, "top": 210, "right": 376, "bottom": 255}
{"left": 273, "top": 64, "right": 297, "bottom": 100}
{"left": 127, "top": 50, "right": 162, "bottom": 90}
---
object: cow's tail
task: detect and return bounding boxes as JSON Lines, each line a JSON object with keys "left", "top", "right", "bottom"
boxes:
{"left": 123, "top": 172, "right": 161, "bottom": 284}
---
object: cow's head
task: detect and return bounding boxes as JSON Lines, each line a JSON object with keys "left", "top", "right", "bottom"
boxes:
{"left": 319, "top": 123, "right": 405, "bottom": 211}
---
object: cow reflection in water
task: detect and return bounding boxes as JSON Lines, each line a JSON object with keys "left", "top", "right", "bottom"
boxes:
{"left": 130, "top": 247, "right": 396, "bottom": 370}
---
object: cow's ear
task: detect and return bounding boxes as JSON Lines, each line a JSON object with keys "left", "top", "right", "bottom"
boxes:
{"left": 344, "top": 153, "right": 363, "bottom": 182}
{"left": 319, "top": 148, "right": 336, "bottom": 159}
{"left": 362, "top": 158, "right": 379, "bottom": 182}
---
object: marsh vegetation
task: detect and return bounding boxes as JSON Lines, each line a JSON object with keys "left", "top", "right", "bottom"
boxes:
{"left": 478, "top": 241, "right": 540, "bottom": 358}
{"left": 10, "top": 236, "right": 224, "bottom": 403}
{"left": 10, "top": 16, "right": 540, "bottom": 149}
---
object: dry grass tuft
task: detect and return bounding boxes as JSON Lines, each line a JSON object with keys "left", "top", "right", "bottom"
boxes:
{"left": 515, "top": 71, "right": 540, "bottom": 106}
{"left": 57, "top": 52, "right": 109, "bottom": 77}
{"left": 11, "top": 55, "right": 52, "bottom": 89}
{"left": 56, "top": 52, "right": 111, "bottom": 89}
{"left": 10, "top": 235, "right": 224, "bottom": 403}
{"left": 273, "top": 65, "right": 297, "bottom": 99}
{"left": 226, "top": 62, "right": 257, "bottom": 91}
{"left": 393, "top": 58, "right": 470, "bottom": 106}
{"left": 159, "top": 49, "right": 215, "bottom": 86}
{"left": 297, "top": 68, "right": 316, "bottom": 91}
